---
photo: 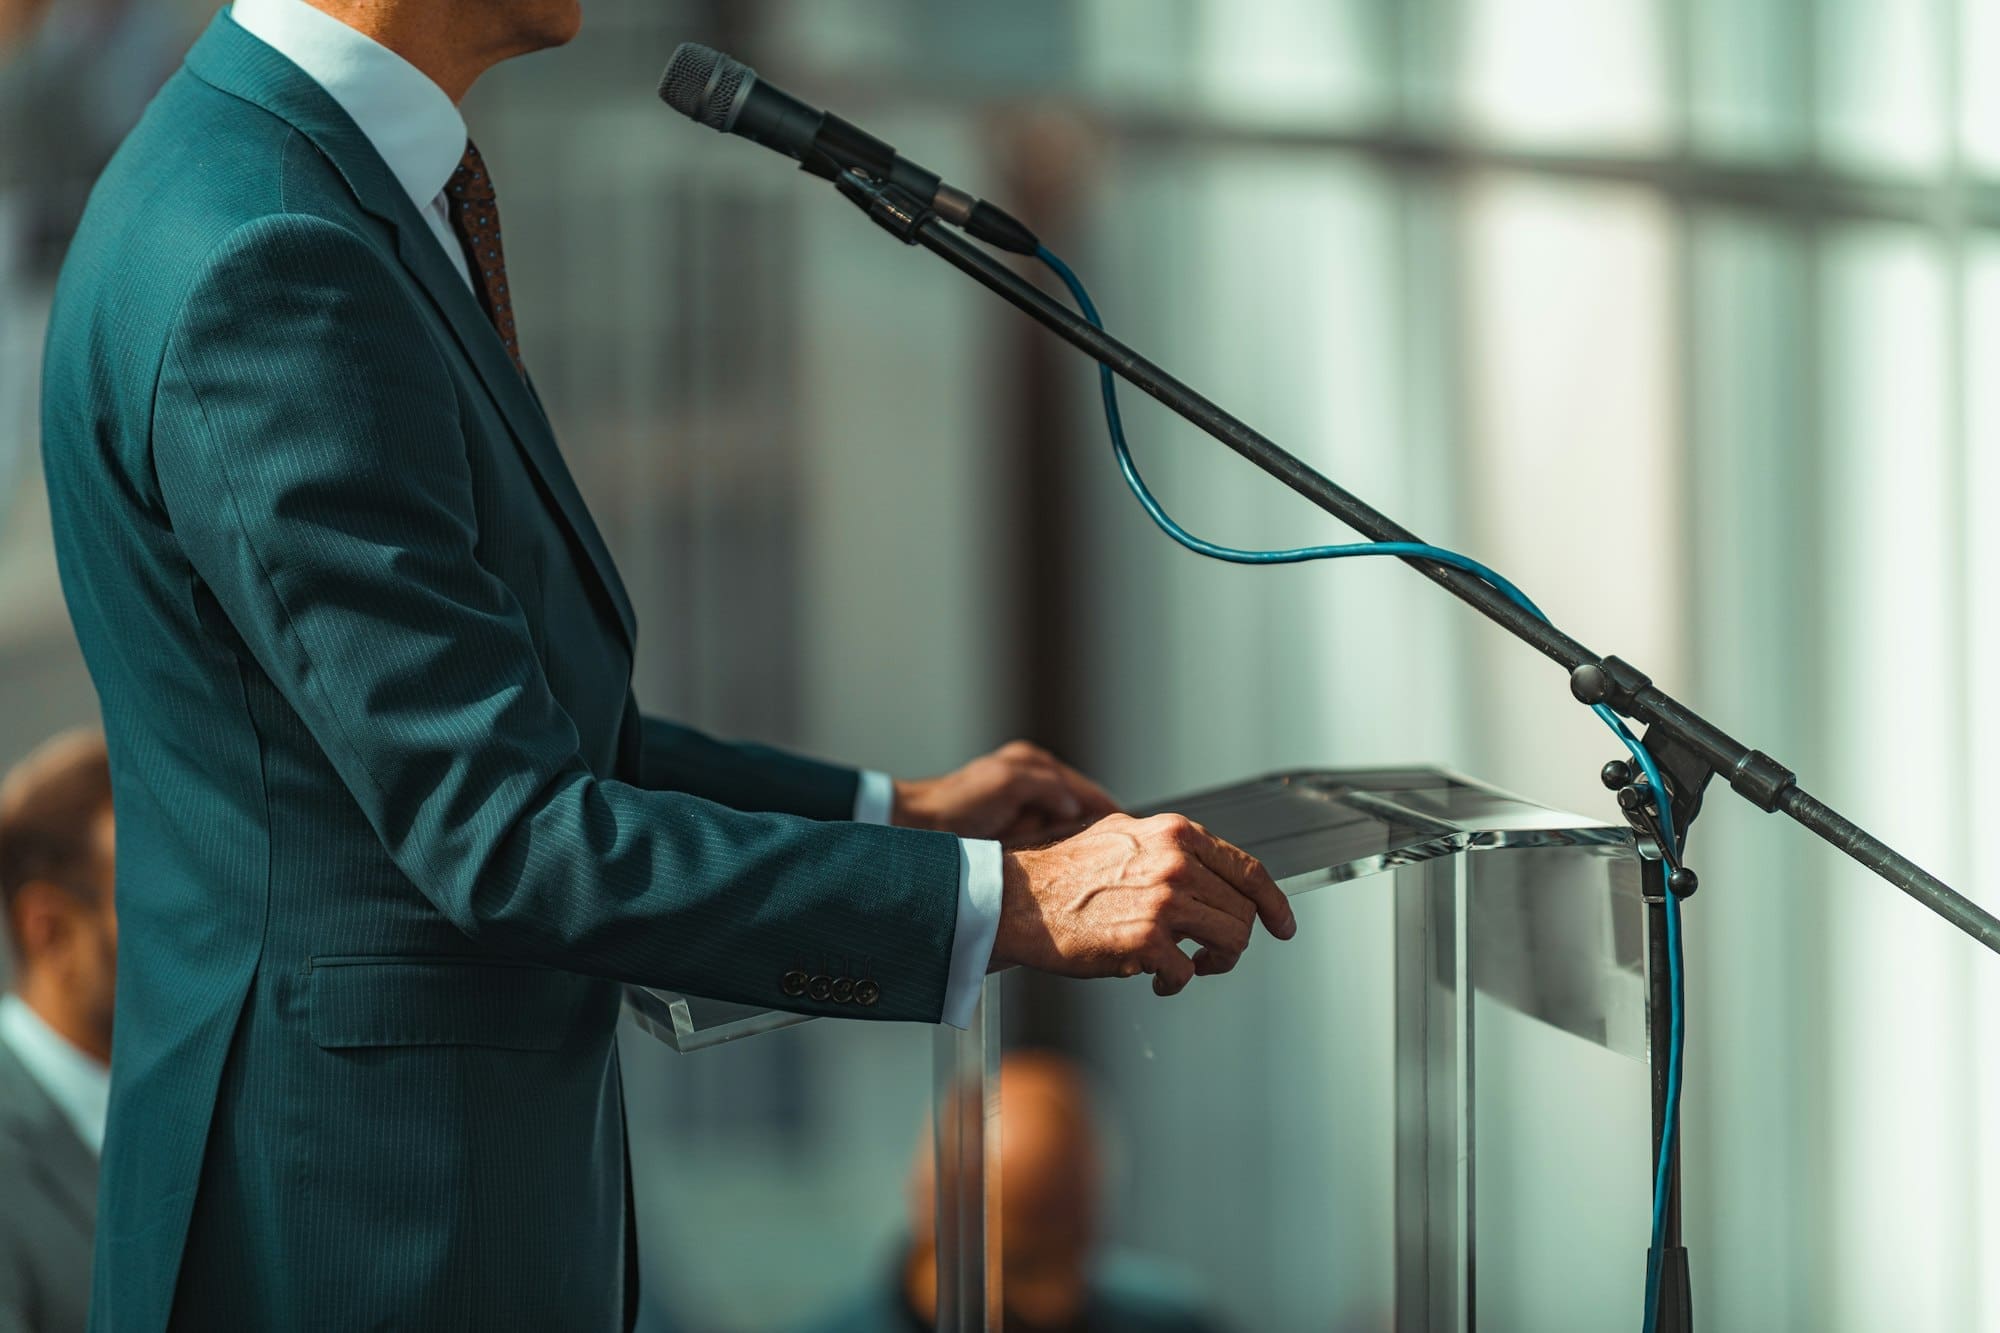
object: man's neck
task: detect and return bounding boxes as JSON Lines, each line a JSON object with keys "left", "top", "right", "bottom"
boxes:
{"left": 294, "top": 0, "right": 488, "bottom": 103}
{"left": 12, "top": 976, "right": 109, "bottom": 1065}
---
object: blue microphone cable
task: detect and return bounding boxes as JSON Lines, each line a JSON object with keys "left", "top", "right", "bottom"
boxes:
{"left": 1033, "top": 243, "right": 1686, "bottom": 1333}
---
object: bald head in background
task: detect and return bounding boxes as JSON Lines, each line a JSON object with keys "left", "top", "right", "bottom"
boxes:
{"left": 848, "top": 1051, "right": 1221, "bottom": 1333}
{"left": 906, "top": 1052, "right": 1104, "bottom": 1329}
{"left": 0, "top": 0, "right": 53, "bottom": 50}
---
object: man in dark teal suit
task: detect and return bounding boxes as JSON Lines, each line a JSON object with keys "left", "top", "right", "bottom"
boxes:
{"left": 39, "top": 1, "right": 1295, "bottom": 1327}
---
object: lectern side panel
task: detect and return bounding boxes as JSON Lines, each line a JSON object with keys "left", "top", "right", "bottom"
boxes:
{"left": 614, "top": 1017, "right": 939, "bottom": 1331}
{"left": 1394, "top": 855, "right": 1473, "bottom": 1333}
{"left": 1037, "top": 855, "right": 1398, "bottom": 1332}
{"left": 1465, "top": 846, "right": 1652, "bottom": 1332}
{"left": 1465, "top": 845, "right": 1648, "bottom": 1060}
{"left": 933, "top": 980, "right": 1000, "bottom": 1333}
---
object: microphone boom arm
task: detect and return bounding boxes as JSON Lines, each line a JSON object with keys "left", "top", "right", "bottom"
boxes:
{"left": 833, "top": 170, "right": 2000, "bottom": 958}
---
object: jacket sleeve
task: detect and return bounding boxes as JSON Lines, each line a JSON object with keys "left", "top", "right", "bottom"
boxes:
{"left": 629, "top": 710, "right": 861, "bottom": 822}
{"left": 150, "top": 213, "right": 959, "bottom": 1019}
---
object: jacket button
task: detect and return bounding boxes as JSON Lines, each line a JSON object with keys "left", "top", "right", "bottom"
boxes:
{"left": 807, "top": 975, "right": 832, "bottom": 1002}
{"left": 830, "top": 977, "right": 854, "bottom": 1004}
{"left": 781, "top": 971, "right": 808, "bottom": 997}
{"left": 854, "top": 980, "right": 880, "bottom": 1006}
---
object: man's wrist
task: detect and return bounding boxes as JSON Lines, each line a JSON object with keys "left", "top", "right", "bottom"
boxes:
{"left": 989, "top": 848, "right": 1034, "bottom": 973}
{"left": 890, "top": 776, "right": 941, "bottom": 831}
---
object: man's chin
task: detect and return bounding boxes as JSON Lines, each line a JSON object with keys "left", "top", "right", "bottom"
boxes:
{"left": 537, "top": 1, "right": 584, "bottom": 49}
{"left": 503, "top": 0, "right": 583, "bottom": 54}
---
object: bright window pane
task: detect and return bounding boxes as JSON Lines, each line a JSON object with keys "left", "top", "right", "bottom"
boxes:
{"left": 1457, "top": 0, "right": 1673, "bottom": 152}
{"left": 1970, "top": 236, "right": 2000, "bottom": 1333}
{"left": 1819, "top": 225, "right": 1973, "bottom": 1330}
{"left": 1689, "top": 0, "right": 1810, "bottom": 160}
{"left": 1961, "top": 0, "right": 2000, "bottom": 172}
{"left": 1080, "top": 0, "right": 1384, "bottom": 124}
{"left": 1459, "top": 176, "right": 1682, "bottom": 810}
{"left": 1816, "top": 0, "right": 1949, "bottom": 173}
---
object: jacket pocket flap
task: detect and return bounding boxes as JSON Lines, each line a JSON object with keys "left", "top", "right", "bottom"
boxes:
{"left": 308, "top": 955, "right": 586, "bottom": 1051}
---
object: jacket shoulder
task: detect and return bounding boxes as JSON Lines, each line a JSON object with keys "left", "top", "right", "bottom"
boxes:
{"left": 51, "top": 66, "right": 379, "bottom": 347}
{"left": 43, "top": 65, "right": 399, "bottom": 452}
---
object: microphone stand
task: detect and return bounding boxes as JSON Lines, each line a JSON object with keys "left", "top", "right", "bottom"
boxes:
{"left": 831, "top": 170, "right": 2000, "bottom": 1333}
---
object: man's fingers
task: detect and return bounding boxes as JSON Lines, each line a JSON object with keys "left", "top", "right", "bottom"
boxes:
{"left": 1050, "top": 759, "right": 1122, "bottom": 816}
{"left": 1164, "top": 890, "right": 1254, "bottom": 960}
{"left": 976, "top": 743, "right": 1123, "bottom": 834}
{"left": 1149, "top": 944, "right": 1197, "bottom": 996}
{"left": 1175, "top": 862, "right": 1256, "bottom": 926}
{"left": 1190, "top": 945, "right": 1240, "bottom": 977}
{"left": 1000, "top": 765, "right": 1084, "bottom": 820}
{"left": 1167, "top": 816, "right": 1296, "bottom": 940}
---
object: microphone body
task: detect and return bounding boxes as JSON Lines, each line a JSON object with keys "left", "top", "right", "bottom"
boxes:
{"left": 659, "top": 43, "right": 1039, "bottom": 255}
{"left": 720, "top": 73, "right": 822, "bottom": 159}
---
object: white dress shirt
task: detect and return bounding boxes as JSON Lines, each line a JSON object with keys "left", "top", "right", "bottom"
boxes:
{"left": 0, "top": 993, "right": 110, "bottom": 1154}
{"left": 227, "top": 0, "right": 1002, "bottom": 1028}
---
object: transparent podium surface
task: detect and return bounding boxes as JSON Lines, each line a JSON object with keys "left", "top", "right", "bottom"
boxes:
{"left": 1019, "top": 768, "right": 1652, "bottom": 1333}
{"left": 627, "top": 767, "right": 1653, "bottom": 1332}
{"left": 624, "top": 984, "right": 811, "bottom": 1052}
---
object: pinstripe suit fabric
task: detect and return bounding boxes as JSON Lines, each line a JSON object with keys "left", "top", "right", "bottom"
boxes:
{"left": 40, "top": 13, "right": 961, "bottom": 1330}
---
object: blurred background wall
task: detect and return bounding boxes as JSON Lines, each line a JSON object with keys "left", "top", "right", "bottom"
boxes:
{"left": 4, "top": 1, "right": 1999, "bottom": 1329}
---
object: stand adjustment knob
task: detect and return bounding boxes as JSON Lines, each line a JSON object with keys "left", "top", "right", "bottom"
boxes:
{"left": 1668, "top": 867, "right": 1699, "bottom": 899}
{"left": 1601, "top": 760, "right": 1634, "bottom": 790}
{"left": 1570, "top": 663, "right": 1610, "bottom": 704}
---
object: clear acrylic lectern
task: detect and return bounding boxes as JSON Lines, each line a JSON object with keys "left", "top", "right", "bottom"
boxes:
{"left": 627, "top": 767, "right": 1652, "bottom": 1332}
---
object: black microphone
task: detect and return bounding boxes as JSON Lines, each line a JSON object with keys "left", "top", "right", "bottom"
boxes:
{"left": 658, "top": 42, "right": 1040, "bottom": 256}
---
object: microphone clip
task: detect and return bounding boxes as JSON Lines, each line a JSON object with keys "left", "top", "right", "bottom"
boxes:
{"left": 835, "top": 170, "right": 937, "bottom": 246}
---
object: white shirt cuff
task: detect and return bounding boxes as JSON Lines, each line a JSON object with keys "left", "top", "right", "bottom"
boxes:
{"left": 941, "top": 838, "right": 1003, "bottom": 1029}
{"left": 852, "top": 769, "right": 895, "bottom": 825}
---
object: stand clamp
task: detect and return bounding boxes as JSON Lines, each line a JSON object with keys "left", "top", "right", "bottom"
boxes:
{"left": 1573, "top": 657, "right": 1708, "bottom": 898}
{"left": 835, "top": 170, "right": 936, "bottom": 244}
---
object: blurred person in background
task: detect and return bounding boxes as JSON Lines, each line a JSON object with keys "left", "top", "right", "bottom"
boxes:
{"left": 0, "top": 727, "right": 115, "bottom": 1333}
{"left": 1, "top": 0, "right": 183, "bottom": 534}
{"left": 0, "top": 0, "right": 53, "bottom": 53}
{"left": 0, "top": 0, "right": 184, "bottom": 287}
{"left": 38, "top": 0, "right": 1294, "bottom": 1328}
{"left": 805, "top": 1051, "right": 1226, "bottom": 1333}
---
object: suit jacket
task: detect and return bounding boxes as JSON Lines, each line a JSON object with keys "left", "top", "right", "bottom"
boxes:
{"left": 0, "top": 1039, "right": 98, "bottom": 1333}
{"left": 40, "top": 12, "right": 963, "bottom": 1330}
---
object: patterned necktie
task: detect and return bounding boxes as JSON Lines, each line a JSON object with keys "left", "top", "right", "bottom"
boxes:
{"left": 444, "top": 140, "right": 525, "bottom": 375}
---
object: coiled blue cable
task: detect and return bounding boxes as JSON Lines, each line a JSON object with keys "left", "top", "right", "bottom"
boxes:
{"left": 1034, "top": 243, "right": 1686, "bottom": 1333}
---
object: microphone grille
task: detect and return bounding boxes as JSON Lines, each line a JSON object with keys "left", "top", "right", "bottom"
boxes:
{"left": 659, "top": 43, "right": 750, "bottom": 131}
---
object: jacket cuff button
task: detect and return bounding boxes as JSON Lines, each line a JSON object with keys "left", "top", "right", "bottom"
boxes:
{"left": 781, "top": 971, "right": 808, "bottom": 998}
{"left": 807, "top": 975, "right": 832, "bottom": 1002}
{"left": 854, "top": 980, "right": 880, "bottom": 1007}
{"left": 830, "top": 977, "right": 854, "bottom": 1004}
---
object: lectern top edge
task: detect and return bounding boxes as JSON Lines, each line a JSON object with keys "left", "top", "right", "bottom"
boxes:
{"left": 630, "top": 767, "right": 1636, "bottom": 1053}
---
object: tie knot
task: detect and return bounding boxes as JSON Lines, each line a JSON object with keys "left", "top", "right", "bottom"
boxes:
{"left": 449, "top": 141, "right": 496, "bottom": 204}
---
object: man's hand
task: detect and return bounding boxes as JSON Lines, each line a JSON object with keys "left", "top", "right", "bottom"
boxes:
{"left": 893, "top": 740, "right": 1121, "bottom": 845}
{"left": 994, "top": 812, "right": 1296, "bottom": 996}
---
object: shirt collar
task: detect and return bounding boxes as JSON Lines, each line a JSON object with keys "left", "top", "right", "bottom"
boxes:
{"left": 0, "top": 993, "right": 109, "bottom": 1155}
{"left": 230, "top": 0, "right": 467, "bottom": 215}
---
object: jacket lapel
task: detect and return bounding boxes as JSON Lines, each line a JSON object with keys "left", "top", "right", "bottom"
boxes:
{"left": 381, "top": 203, "right": 640, "bottom": 651}
{"left": 184, "top": 14, "right": 638, "bottom": 651}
